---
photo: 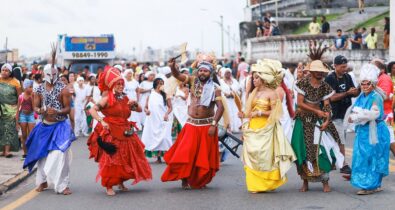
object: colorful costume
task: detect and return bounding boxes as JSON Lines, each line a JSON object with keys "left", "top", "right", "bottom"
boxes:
{"left": 161, "top": 54, "right": 221, "bottom": 189}
{"left": 242, "top": 59, "right": 296, "bottom": 192}
{"left": 23, "top": 64, "right": 75, "bottom": 193}
{"left": 292, "top": 73, "right": 344, "bottom": 183}
{"left": 349, "top": 64, "right": 390, "bottom": 191}
{"left": 0, "top": 66, "right": 21, "bottom": 152}
{"left": 87, "top": 67, "right": 152, "bottom": 188}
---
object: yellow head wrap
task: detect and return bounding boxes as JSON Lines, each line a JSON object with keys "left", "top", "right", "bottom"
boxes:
{"left": 250, "top": 59, "right": 284, "bottom": 89}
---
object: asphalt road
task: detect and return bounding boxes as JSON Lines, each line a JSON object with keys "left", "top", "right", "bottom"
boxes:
{"left": 1, "top": 134, "right": 394, "bottom": 210}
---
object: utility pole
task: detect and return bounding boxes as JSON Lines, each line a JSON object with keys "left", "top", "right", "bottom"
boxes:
{"left": 5, "top": 37, "right": 8, "bottom": 63}
{"left": 390, "top": 0, "right": 395, "bottom": 61}
{"left": 220, "top": 15, "right": 224, "bottom": 57}
{"left": 227, "top": 25, "right": 231, "bottom": 55}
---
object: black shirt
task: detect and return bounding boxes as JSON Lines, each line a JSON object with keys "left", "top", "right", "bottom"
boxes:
{"left": 385, "top": 23, "right": 390, "bottom": 34}
{"left": 322, "top": 22, "right": 330, "bottom": 33}
{"left": 351, "top": 33, "right": 362, "bottom": 49}
{"left": 325, "top": 72, "right": 355, "bottom": 120}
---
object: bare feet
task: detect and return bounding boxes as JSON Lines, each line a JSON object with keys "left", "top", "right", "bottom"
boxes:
{"left": 181, "top": 179, "right": 190, "bottom": 190}
{"left": 119, "top": 183, "right": 129, "bottom": 192}
{"left": 322, "top": 182, "right": 331, "bottom": 193}
{"left": 35, "top": 182, "right": 48, "bottom": 192}
{"left": 62, "top": 187, "right": 72, "bottom": 195}
{"left": 106, "top": 187, "right": 115, "bottom": 196}
{"left": 299, "top": 180, "right": 309, "bottom": 192}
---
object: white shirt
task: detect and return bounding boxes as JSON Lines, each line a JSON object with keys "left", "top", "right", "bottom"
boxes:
{"left": 73, "top": 83, "right": 89, "bottom": 108}
{"left": 124, "top": 79, "right": 139, "bottom": 101}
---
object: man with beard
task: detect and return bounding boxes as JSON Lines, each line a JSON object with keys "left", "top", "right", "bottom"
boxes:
{"left": 23, "top": 46, "right": 75, "bottom": 195}
{"left": 161, "top": 53, "right": 224, "bottom": 189}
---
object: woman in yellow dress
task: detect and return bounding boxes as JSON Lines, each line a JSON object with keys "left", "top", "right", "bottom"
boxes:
{"left": 239, "top": 59, "right": 296, "bottom": 193}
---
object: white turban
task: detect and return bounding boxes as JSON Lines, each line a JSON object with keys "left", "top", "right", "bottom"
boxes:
{"left": 359, "top": 63, "right": 380, "bottom": 84}
{"left": 123, "top": 69, "right": 133, "bottom": 78}
{"left": 114, "top": 64, "right": 123, "bottom": 72}
{"left": 1, "top": 63, "right": 13, "bottom": 72}
{"left": 77, "top": 76, "right": 84, "bottom": 82}
{"left": 221, "top": 67, "right": 232, "bottom": 78}
{"left": 161, "top": 66, "right": 171, "bottom": 75}
{"left": 144, "top": 71, "right": 155, "bottom": 78}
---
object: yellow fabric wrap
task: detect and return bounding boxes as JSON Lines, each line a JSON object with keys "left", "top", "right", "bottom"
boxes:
{"left": 242, "top": 97, "right": 296, "bottom": 192}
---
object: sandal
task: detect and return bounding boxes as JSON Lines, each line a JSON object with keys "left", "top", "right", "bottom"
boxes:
{"left": 357, "top": 190, "right": 374, "bottom": 195}
{"left": 373, "top": 187, "right": 383, "bottom": 193}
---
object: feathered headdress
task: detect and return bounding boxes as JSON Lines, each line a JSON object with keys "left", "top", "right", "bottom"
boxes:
{"left": 305, "top": 43, "right": 330, "bottom": 72}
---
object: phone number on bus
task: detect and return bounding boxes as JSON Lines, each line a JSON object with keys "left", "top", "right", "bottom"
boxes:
{"left": 71, "top": 52, "right": 109, "bottom": 58}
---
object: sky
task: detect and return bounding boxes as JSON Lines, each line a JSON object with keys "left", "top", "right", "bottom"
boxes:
{"left": 0, "top": 0, "right": 246, "bottom": 58}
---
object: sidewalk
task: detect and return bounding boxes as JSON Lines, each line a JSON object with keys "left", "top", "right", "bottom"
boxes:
{"left": 0, "top": 150, "right": 34, "bottom": 195}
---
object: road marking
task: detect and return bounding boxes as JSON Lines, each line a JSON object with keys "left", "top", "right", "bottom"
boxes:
{"left": 0, "top": 189, "right": 39, "bottom": 210}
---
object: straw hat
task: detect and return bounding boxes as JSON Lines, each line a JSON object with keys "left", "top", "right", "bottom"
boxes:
{"left": 305, "top": 60, "right": 329, "bottom": 73}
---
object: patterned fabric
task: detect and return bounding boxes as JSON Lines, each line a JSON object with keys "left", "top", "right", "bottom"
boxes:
{"left": 34, "top": 81, "right": 67, "bottom": 121}
{"left": 351, "top": 91, "right": 390, "bottom": 190}
{"left": 295, "top": 77, "right": 334, "bottom": 104}
{"left": 293, "top": 77, "right": 340, "bottom": 183}
{"left": 0, "top": 81, "right": 20, "bottom": 152}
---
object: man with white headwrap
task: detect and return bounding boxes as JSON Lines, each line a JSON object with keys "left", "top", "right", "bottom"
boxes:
{"left": 24, "top": 62, "right": 75, "bottom": 195}
{"left": 347, "top": 63, "right": 390, "bottom": 195}
{"left": 137, "top": 71, "right": 155, "bottom": 127}
{"left": 73, "top": 76, "right": 90, "bottom": 137}
{"left": 219, "top": 68, "right": 242, "bottom": 132}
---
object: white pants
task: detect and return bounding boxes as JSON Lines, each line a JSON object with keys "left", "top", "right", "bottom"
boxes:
{"left": 333, "top": 119, "right": 346, "bottom": 144}
{"left": 36, "top": 149, "right": 72, "bottom": 193}
{"left": 74, "top": 106, "right": 88, "bottom": 136}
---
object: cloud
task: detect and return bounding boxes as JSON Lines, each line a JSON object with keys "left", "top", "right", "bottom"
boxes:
{"left": 0, "top": 0, "right": 244, "bottom": 58}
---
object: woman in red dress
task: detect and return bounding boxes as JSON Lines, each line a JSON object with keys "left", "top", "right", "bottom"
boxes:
{"left": 87, "top": 67, "right": 152, "bottom": 196}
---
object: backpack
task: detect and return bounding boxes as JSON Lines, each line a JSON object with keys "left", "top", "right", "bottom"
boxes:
{"left": 272, "top": 26, "right": 281, "bottom": 36}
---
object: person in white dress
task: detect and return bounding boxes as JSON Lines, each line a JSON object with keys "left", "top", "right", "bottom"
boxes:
{"left": 137, "top": 71, "right": 155, "bottom": 128}
{"left": 219, "top": 68, "right": 242, "bottom": 132}
{"left": 141, "top": 78, "right": 173, "bottom": 163}
{"left": 123, "top": 69, "right": 141, "bottom": 129}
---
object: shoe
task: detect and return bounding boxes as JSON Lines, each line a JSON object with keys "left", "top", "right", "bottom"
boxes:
{"left": 21, "top": 154, "right": 27, "bottom": 160}
{"left": 5, "top": 154, "right": 13, "bottom": 158}
{"left": 340, "top": 165, "right": 352, "bottom": 174}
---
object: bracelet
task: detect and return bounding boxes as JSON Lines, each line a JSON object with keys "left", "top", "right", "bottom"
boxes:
{"left": 211, "top": 120, "right": 217, "bottom": 127}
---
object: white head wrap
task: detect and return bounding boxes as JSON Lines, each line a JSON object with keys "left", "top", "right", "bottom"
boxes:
{"left": 123, "top": 69, "right": 134, "bottom": 78}
{"left": 359, "top": 63, "right": 380, "bottom": 84}
{"left": 114, "top": 64, "right": 123, "bottom": 72}
{"left": 76, "top": 76, "right": 84, "bottom": 82}
{"left": 1, "top": 63, "right": 13, "bottom": 72}
{"left": 221, "top": 67, "right": 232, "bottom": 78}
{"left": 144, "top": 71, "right": 155, "bottom": 78}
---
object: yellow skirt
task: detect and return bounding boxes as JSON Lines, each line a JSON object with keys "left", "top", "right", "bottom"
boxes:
{"left": 245, "top": 166, "right": 287, "bottom": 192}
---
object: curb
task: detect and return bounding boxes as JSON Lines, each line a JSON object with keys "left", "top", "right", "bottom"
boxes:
{"left": 0, "top": 168, "right": 36, "bottom": 196}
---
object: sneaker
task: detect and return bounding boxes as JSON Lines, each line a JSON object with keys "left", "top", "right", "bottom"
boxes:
{"left": 340, "top": 165, "right": 352, "bottom": 174}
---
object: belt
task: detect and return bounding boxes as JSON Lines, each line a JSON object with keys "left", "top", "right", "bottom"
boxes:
{"left": 187, "top": 117, "right": 214, "bottom": 125}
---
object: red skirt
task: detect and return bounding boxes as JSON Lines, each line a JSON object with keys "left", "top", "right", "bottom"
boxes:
{"left": 161, "top": 123, "right": 219, "bottom": 188}
{"left": 87, "top": 124, "right": 152, "bottom": 188}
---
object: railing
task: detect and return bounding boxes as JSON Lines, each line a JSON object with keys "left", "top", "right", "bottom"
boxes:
{"left": 243, "top": 34, "right": 389, "bottom": 69}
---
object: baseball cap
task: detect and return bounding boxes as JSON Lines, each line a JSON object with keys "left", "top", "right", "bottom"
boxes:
{"left": 334, "top": 55, "right": 348, "bottom": 65}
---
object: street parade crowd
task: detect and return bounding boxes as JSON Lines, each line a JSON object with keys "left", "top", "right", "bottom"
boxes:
{"left": 0, "top": 45, "right": 394, "bottom": 197}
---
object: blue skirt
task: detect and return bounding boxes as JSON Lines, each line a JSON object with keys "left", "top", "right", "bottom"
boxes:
{"left": 23, "top": 120, "right": 76, "bottom": 172}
